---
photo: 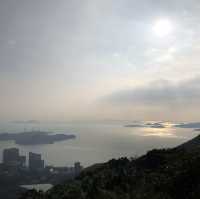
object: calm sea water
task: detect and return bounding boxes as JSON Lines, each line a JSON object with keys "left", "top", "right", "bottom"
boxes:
{"left": 0, "top": 121, "right": 198, "bottom": 167}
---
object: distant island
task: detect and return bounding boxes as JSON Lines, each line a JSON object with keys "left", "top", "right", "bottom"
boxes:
{"left": 0, "top": 131, "right": 76, "bottom": 145}
{"left": 11, "top": 120, "right": 40, "bottom": 124}
{"left": 124, "top": 122, "right": 165, "bottom": 128}
{"left": 124, "top": 124, "right": 145, "bottom": 128}
{"left": 175, "top": 122, "right": 200, "bottom": 128}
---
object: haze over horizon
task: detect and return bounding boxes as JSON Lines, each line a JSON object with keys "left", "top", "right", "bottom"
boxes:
{"left": 1, "top": 0, "right": 200, "bottom": 122}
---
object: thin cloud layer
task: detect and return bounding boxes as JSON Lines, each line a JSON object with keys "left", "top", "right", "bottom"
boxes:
{"left": 1, "top": 1, "right": 200, "bottom": 121}
{"left": 105, "top": 77, "right": 200, "bottom": 107}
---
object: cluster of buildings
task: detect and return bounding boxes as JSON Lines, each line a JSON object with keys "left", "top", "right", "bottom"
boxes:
{"left": 2, "top": 148, "right": 44, "bottom": 171}
{"left": 3, "top": 148, "right": 26, "bottom": 168}
{"left": 0, "top": 148, "right": 83, "bottom": 197}
{"left": 1, "top": 148, "right": 83, "bottom": 175}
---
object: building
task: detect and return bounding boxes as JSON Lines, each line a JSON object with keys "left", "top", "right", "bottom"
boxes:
{"left": 3, "top": 148, "right": 19, "bottom": 166}
{"left": 74, "top": 162, "right": 82, "bottom": 175}
{"left": 29, "top": 152, "right": 44, "bottom": 170}
{"left": 19, "top": 155, "right": 26, "bottom": 167}
{"left": 3, "top": 148, "right": 26, "bottom": 167}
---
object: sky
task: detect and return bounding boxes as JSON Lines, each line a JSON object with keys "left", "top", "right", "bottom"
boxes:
{"left": 1, "top": 0, "right": 200, "bottom": 122}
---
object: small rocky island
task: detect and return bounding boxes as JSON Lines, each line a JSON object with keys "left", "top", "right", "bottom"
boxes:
{"left": 0, "top": 131, "right": 76, "bottom": 145}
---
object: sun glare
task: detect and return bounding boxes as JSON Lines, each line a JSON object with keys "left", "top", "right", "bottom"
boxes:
{"left": 153, "top": 19, "right": 173, "bottom": 37}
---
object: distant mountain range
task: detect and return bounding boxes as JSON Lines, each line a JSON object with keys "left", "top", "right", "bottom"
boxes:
{"left": 20, "top": 134, "right": 200, "bottom": 199}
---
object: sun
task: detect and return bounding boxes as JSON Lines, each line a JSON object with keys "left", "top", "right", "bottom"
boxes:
{"left": 153, "top": 19, "right": 173, "bottom": 37}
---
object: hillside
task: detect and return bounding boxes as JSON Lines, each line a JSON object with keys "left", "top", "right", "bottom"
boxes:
{"left": 175, "top": 135, "right": 200, "bottom": 152}
{"left": 19, "top": 135, "right": 200, "bottom": 199}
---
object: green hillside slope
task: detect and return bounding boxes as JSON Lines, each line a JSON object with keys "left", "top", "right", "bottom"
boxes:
{"left": 19, "top": 135, "right": 200, "bottom": 199}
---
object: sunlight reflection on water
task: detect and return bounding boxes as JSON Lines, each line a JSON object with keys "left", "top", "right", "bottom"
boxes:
{"left": 0, "top": 121, "right": 198, "bottom": 167}
{"left": 142, "top": 127, "right": 181, "bottom": 138}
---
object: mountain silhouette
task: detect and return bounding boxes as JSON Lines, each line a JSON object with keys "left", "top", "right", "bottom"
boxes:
{"left": 20, "top": 135, "right": 200, "bottom": 199}
{"left": 175, "top": 135, "right": 200, "bottom": 152}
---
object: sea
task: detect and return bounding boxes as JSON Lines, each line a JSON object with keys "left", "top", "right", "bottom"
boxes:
{"left": 0, "top": 121, "right": 198, "bottom": 167}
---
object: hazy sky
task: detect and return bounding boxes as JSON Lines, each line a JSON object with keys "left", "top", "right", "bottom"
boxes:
{"left": 1, "top": 0, "right": 200, "bottom": 121}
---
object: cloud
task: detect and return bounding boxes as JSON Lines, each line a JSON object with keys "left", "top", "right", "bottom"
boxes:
{"left": 103, "top": 76, "right": 200, "bottom": 108}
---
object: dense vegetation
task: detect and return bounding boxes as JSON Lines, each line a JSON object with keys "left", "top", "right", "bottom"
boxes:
{"left": 19, "top": 135, "right": 200, "bottom": 199}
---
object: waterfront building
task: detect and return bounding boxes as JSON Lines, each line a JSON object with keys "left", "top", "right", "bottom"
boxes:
{"left": 29, "top": 152, "right": 44, "bottom": 170}
{"left": 3, "top": 148, "right": 26, "bottom": 167}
